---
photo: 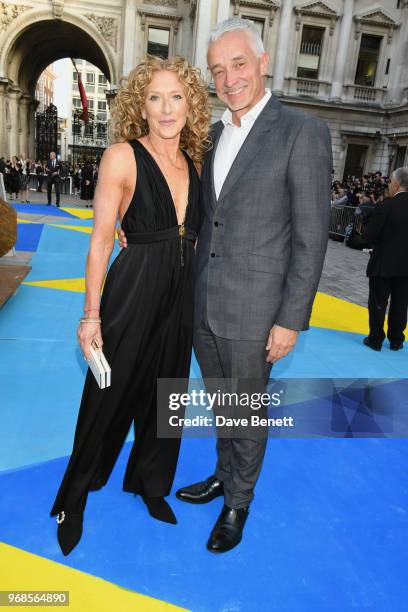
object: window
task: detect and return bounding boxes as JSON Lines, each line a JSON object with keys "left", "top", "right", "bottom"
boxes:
{"left": 88, "top": 99, "right": 94, "bottom": 110}
{"left": 72, "top": 72, "right": 78, "bottom": 82}
{"left": 72, "top": 123, "right": 81, "bottom": 136}
{"left": 84, "top": 123, "right": 94, "bottom": 137}
{"left": 355, "top": 34, "right": 382, "bottom": 87}
{"left": 97, "top": 101, "right": 106, "bottom": 111}
{"left": 343, "top": 144, "right": 368, "bottom": 179}
{"left": 86, "top": 73, "right": 95, "bottom": 84}
{"left": 395, "top": 146, "right": 407, "bottom": 169}
{"left": 297, "top": 26, "right": 324, "bottom": 80}
{"left": 97, "top": 123, "right": 107, "bottom": 138}
{"left": 242, "top": 16, "right": 265, "bottom": 39}
{"left": 147, "top": 27, "right": 170, "bottom": 59}
{"left": 72, "top": 98, "right": 82, "bottom": 108}
{"left": 98, "top": 75, "right": 107, "bottom": 93}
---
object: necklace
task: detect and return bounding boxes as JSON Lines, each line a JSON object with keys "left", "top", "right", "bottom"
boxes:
{"left": 146, "top": 135, "right": 189, "bottom": 267}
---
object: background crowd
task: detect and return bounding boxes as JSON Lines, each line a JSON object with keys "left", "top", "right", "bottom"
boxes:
{"left": 331, "top": 171, "right": 390, "bottom": 207}
{"left": 0, "top": 156, "right": 393, "bottom": 220}
{"left": 0, "top": 155, "right": 99, "bottom": 206}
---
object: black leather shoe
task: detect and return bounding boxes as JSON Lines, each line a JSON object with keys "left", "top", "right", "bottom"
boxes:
{"left": 176, "top": 476, "right": 223, "bottom": 504}
{"left": 207, "top": 505, "right": 249, "bottom": 553}
{"left": 56, "top": 511, "right": 83, "bottom": 556}
{"left": 390, "top": 342, "right": 403, "bottom": 351}
{"left": 363, "top": 337, "right": 382, "bottom": 351}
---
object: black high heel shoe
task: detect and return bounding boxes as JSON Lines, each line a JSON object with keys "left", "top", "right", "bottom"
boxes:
{"left": 137, "top": 495, "right": 177, "bottom": 524}
{"left": 56, "top": 511, "right": 84, "bottom": 556}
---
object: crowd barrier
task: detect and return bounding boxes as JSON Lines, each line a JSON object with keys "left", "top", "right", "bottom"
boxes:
{"left": 329, "top": 204, "right": 363, "bottom": 239}
{"left": 27, "top": 173, "right": 73, "bottom": 195}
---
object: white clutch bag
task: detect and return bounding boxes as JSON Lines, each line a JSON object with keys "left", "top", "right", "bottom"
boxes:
{"left": 87, "top": 338, "right": 111, "bottom": 389}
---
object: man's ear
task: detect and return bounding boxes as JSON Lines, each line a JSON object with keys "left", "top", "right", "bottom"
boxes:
{"left": 260, "top": 52, "right": 270, "bottom": 76}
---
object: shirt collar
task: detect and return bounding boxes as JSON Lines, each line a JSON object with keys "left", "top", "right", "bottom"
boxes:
{"left": 221, "top": 88, "right": 272, "bottom": 128}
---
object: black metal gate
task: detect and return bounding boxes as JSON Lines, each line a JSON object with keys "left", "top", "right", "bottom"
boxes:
{"left": 71, "top": 111, "right": 108, "bottom": 166}
{"left": 35, "top": 103, "right": 58, "bottom": 161}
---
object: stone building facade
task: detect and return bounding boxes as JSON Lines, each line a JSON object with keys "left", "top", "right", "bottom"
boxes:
{"left": 0, "top": 0, "right": 407, "bottom": 178}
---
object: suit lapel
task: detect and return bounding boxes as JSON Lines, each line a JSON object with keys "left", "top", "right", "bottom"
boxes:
{"left": 208, "top": 122, "right": 224, "bottom": 211}
{"left": 216, "top": 95, "right": 281, "bottom": 205}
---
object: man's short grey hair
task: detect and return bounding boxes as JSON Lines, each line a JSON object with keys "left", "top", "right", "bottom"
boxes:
{"left": 207, "top": 18, "right": 265, "bottom": 56}
{"left": 392, "top": 166, "right": 408, "bottom": 190}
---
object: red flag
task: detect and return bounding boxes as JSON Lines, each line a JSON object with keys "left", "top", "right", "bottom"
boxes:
{"left": 71, "top": 58, "right": 89, "bottom": 124}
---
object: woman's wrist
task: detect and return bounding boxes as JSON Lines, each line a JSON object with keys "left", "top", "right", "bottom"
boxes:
{"left": 84, "top": 307, "right": 100, "bottom": 315}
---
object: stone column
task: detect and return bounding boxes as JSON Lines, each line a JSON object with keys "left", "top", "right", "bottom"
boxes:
{"left": 386, "top": 5, "right": 408, "bottom": 105}
{"left": 216, "top": 0, "right": 230, "bottom": 24}
{"left": 19, "top": 94, "right": 30, "bottom": 157}
{"left": 8, "top": 89, "right": 21, "bottom": 158}
{"left": 193, "top": 0, "right": 213, "bottom": 80}
{"left": 121, "top": 0, "right": 137, "bottom": 76}
{"left": 272, "top": 0, "right": 294, "bottom": 94}
{"left": 330, "top": 0, "right": 354, "bottom": 101}
{"left": 0, "top": 80, "right": 8, "bottom": 158}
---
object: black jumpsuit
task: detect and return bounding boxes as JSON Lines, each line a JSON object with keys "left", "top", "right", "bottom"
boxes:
{"left": 50, "top": 139, "right": 201, "bottom": 517}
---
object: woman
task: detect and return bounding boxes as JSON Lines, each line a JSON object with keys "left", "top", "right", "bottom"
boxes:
{"left": 80, "top": 160, "right": 94, "bottom": 207}
{"left": 18, "top": 154, "right": 31, "bottom": 203}
{"left": 49, "top": 55, "right": 210, "bottom": 556}
{"left": 72, "top": 164, "right": 81, "bottom": 196}
{"left": 4, "top": 157, "right": 21, "bottom": 200}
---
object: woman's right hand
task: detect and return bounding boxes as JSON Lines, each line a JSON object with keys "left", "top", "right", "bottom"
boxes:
{"left": 77, "top": 321, "right": 103, "bottom": 361}
{"left": 117, "top": 227, "right": 128, "bottom": 249}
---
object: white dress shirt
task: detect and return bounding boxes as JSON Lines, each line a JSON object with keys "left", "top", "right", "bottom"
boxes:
{"left": 213, "top": 88, "right": 272, "bottom": 200}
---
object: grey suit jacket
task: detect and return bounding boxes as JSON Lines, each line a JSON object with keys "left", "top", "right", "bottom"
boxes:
{"left": 194, "top": 93, "right": 332, "bottom": 341}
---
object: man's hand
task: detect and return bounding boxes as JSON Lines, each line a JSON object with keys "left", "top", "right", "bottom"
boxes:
{"left": 265, "top": 324, "right": 299, "bottom": 363}
{"left": 117, "top": 226, "right": 128, "bottom": 249}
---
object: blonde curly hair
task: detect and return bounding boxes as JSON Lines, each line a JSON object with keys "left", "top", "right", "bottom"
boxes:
{"left": 110, "top": 55, "right": 211, "bottom": 163}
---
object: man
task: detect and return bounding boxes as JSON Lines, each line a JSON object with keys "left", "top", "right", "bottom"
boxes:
{"left": 334, "top": 188, "right": 348, "bottom": 206}
{"left": 46, "top": 151, "right": 61, "bottom": 207}
{"left": 363, "top": 166, "right": 408, "bottom": 351}
{"left": 119, "top": 18, "right": 332, "bottom": 552}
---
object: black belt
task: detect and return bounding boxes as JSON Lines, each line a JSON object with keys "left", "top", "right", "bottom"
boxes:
{"left": 125, "top": 226, "right": 197, "bottom": 244}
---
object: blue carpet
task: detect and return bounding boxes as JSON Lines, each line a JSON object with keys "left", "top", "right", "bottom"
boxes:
{"left": 11, "top": 203, "right": 77, "bottom": 217}
{"left": 2, "top": 208, "right": 408, "bottom": 610}
{"left": 0, "top": 438, "right": 407, "bottom": 611}
{"left": 15, "top": 223, "right": 44, "bottom": 252}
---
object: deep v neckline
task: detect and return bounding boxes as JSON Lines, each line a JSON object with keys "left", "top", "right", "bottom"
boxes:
{"left": 134, "top": 139, "right": 192, "bottom": 226}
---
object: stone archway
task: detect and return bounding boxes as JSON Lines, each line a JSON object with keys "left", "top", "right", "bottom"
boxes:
{"left": 0, "top": 8, "right": 119, "bottom": 158}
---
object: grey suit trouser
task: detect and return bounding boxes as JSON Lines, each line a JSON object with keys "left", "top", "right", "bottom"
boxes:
{"left": 193, "top": 316, "right": 273, "bottom": 509}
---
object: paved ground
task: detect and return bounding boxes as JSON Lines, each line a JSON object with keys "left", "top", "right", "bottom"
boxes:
{"left": 319, "top": 240, "right": 370, "bottom": 308}
{"left": 17, "top": 190, "right": 86, "bottom": 208}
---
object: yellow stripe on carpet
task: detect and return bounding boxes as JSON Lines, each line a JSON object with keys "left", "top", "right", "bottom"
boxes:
{"left": 310, "top": 291, "right": 407, "bottom": 337}
{"left": 310, "top": 292, "right": 369, "bottom": 335}
{"left": 23, "top": 278, "right": 86, "bottom": 293}
{"left": 0, "top": 543, "right": 187, "bottom": 611}
{"left": 49, "top": 224, "right": 93, "bottom": 234}
{"left": 60, "top": 207, "right": 94, "bottom": 219}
